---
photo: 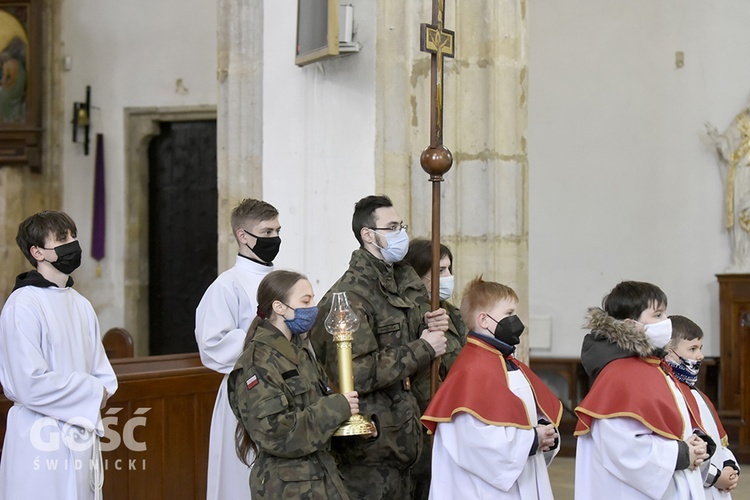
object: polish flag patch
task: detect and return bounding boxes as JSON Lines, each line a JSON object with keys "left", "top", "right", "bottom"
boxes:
{"left": 246, "top": 374, "right": 259, "bottom": 390}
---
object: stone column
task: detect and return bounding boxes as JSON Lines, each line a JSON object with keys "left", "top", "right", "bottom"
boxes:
{"left": 0, "top": 0, "right": 61, "bottom": 308}
{"left": 0, "top": 168, "right": 31, "bottom": 304}
{"left": 216, "top": 0, "right": 264, "bottom": 271}
{"left": 376, "top": 0, "right": 530, "bottom": 360}
{"left": 0, "top": 169, "right": 56, "bottom": 307}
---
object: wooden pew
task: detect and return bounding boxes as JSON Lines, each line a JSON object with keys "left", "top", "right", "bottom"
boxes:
{"left": 103, "top": 327, "right": 135, "bottom": 359}
{"left": 0, "top": 353, "right": 223, "bottom": 500}
{"left": 529, "top": 357, "right": 590, "bottom": 457}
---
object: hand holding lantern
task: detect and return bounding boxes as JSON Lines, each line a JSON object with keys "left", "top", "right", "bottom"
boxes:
{"left": 324, "top": 292, "right": 377, "bottom": 437}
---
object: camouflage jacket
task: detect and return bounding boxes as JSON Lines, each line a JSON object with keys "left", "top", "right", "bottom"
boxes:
{"left": 228, "top": 323, "right": 351, "bottom": 499}
{"left": 310, "top": 249, "right": 436, "bottom": 470}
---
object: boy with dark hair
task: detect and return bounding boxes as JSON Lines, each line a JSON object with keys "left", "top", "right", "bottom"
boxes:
{"left": 195, "top": 198, "right": 282, "bottom": 500}
{"left": 311, "top": 194, "right": 449, "bottom": 499}
{"left": 575, "top": 281, "right": 711, "bottom": 499}
{"left": 0, "top": 210, "right": 118, "bottom": 499}
{"left": 421, "top": 276, "right": 562, "bottom": 499}
{"left": 666, "top": 315, "right": 740, "bottom": 497}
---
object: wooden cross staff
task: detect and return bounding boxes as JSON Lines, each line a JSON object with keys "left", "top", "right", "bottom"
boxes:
{"left": 420, "top": 0, "right": 455, "bottom": 398}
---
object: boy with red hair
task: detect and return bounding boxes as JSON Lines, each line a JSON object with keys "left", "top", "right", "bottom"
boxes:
{"left": 422, "top": 276, "right": 562, "bottom": 499}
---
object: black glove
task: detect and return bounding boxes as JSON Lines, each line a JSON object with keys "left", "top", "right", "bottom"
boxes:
{"left": 724, "top": 459, "right": 740, "bottom": 475}
{"left": 538, "top": 418, "right": 559, "bottom": 451}
{"left": 693, "top": 430, "right": 716, "bottom": 458}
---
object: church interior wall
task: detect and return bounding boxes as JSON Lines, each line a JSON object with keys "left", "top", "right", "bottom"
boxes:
{"left": 13, "top": 0, "right": 744, "bottom": 360}
{"left": 528, "top": 0, "right": 750, "bottom": 356}
{"left": 261, "top": 0, "right": 377, "bottom": 296}
{"left": 262, "top": 0, "right": 531, "bottom": 360}
{"left": 55, "top": 0, "right": 218, "bottom": 341}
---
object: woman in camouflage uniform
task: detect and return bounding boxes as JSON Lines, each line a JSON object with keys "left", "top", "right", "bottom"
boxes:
{"left": 403, "top": 239, "right": 468, "bottom": 500}
{"left": 228, "top": 270, "right": 359, "bottom": 499}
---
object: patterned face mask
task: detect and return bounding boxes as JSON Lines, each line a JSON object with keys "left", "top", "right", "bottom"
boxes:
{"left": 282, "top": 304, "right": 319, "bottom": 335}
{"left": 665, "top": 350, "right": 701, "bottom": 387}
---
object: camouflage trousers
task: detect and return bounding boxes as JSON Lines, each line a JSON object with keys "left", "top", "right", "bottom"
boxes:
{"left": 250, "top": 451, "right": 349, "bottom": 499}
{"left": 410, "top": 431, "right": 432, "bottom": 500}
{"left": 339, "top": 463, "right": 412, "bottom": 500}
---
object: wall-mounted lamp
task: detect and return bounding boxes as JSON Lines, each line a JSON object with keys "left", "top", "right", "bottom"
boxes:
{"left": 72, "top": 86, "right": 91, "bottom": 155}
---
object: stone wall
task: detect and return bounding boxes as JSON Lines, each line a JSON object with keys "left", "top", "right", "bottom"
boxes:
{"left": 375, "top": 0, "right": 530, "bottom": 359}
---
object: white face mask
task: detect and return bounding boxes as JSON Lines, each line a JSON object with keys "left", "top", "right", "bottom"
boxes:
{"left": 643, "top": 318, "right": 672, "bottom": 349}
{"left": 373, "top": 228, "right": 410, "bottom": 263}
{"left": 438, "top": 275, "right": 454, "bottom": 301}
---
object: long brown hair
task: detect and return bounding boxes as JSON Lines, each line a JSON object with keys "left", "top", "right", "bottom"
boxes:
{"left": 403, "top": 238, "right": 453, "bottom": 278}
{"left": 236, "top": 269, "right": 307, "bottom": 465}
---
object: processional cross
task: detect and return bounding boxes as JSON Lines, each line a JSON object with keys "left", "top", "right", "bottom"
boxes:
{"left": 419, "top": 0, "right": 455, "bottom": 398}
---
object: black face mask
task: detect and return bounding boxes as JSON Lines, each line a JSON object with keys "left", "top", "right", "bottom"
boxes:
{"left": 244, "top": 230, "right": 281, "bottom": 263}
{"left": 486, "top": 314, "right": 525, "bottom": 346}
{"left": 46, "top": 240, "right": 82, "bottom": 275}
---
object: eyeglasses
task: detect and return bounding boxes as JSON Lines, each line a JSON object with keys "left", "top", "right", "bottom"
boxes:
{"left": 368, "top": 222, "right": 408, "bottom": 233}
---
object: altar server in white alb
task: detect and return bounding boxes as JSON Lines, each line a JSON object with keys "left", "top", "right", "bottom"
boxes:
{"left": 574, "top": 282, "right": 711, "bottom": 500}
{"left": 195, "top": 198, "right": 282, "bottom": 499}
{"left": 422, "top": 277, "right": 562, "bottom": 499}
{"left": 666, "top": 315, "right": 740, "bottom": 498}
{"left": 0, "top": 210, "right": 118, "bottom": 499}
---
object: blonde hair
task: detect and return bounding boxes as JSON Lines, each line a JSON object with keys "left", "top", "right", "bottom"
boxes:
{"left": 460, "top": 275, "right": 519, "bottom": 330}
{"left": 230, "top": 198, "right": 279, "bottom": 237}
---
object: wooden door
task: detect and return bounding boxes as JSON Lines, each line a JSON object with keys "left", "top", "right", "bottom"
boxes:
{"left": 148, "top": 121, "right": 217, "bottom": 355}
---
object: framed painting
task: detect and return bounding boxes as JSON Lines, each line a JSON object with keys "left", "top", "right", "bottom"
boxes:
{"left": 0, "top": 0, "right": 41, "bottom": 171}
{"left": 295, "top": 0, "right": 339, "bottom": 67}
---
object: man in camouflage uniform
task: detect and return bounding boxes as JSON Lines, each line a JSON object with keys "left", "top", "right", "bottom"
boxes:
{"left": 311, "top": 195, "right": 449, "bottom": 499}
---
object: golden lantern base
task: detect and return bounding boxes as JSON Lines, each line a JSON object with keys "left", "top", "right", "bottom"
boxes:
{"left": 334, "top": 413, "right": 377, "bottom": 437}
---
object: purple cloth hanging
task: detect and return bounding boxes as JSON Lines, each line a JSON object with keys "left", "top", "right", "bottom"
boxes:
{"left": 91, "top": 134, "right": 105, "bottom": 261}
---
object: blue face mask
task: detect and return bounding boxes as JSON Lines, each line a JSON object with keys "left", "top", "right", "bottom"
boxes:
{"left": 373, "top": 228, "right": 410, "bottom": 263}
{"left": 282, "top": 304, "right": 319, "bottom": 335}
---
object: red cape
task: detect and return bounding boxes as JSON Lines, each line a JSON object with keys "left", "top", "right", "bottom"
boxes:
{"left": 693, "top": 387, "right": 729, "bottom": 447}
{"left": 421, "top": 337, "right": 563, "bottom": 434}
{"left": 575, "top": 357, "right": 705, "bottom": 440}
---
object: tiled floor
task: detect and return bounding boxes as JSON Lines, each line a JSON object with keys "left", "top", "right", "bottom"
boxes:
{"left": 548, "top": 457, "right": 749, "bottom": 500}
{"left": 548, "top": 457, "right": 575, "bottom": 500}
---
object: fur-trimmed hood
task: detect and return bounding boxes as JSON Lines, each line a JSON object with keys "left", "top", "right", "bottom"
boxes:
{"left": 580, "top": 307, "right": 660, "bottom": 380}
